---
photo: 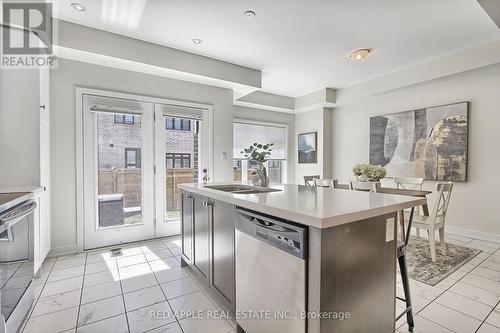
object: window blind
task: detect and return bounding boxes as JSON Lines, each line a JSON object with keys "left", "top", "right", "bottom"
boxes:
{"left": 233, "top": 122, "right": 287, "bottom": 160}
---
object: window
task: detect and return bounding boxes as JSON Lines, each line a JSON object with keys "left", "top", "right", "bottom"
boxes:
{"left": 165, "top": 118, "right": 191, "bottom": 131}
{"left": 233, "top": 121, "right": 288, "bottom": 183}
{"left": 166, "top": 153, "right": 191, "bottom": 168}
{"left": 125, "top": 148, "right": 141, "bottom": 168}
{"left": 268, "top": 160, "right": 281, "bottom": 169}
{"left": 233, "top": 160, "right": 242, "bottom": 181}
{"left": 114, "top": 114, "right": 135, "bottom": 125}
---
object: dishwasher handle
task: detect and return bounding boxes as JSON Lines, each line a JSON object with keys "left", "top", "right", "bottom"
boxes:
{"left": 253, "top": 217, "right": 297, "bottom": 233}
{"left": 236, "top": 208, "right": 298, "bottom": 230}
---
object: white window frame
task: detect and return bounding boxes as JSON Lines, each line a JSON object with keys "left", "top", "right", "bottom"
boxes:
{"left": 233, "top": 118, "right": 289, "bottom": 184}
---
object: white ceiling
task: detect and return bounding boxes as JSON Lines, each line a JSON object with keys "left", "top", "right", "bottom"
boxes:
{"left": 55, "top": 0, "right": 500, "bottom": 97}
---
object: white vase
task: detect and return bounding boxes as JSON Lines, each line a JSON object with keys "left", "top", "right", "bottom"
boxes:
{"left": 357, "top": 175, "right": 369, "bottom": 182}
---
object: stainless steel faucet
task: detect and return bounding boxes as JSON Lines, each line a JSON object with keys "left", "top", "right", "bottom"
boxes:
{"left": 254, "top": 164, "right": 269, "bottom": 187}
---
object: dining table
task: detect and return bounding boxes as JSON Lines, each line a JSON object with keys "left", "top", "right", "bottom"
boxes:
{"left": 377, "top": 187, "right": 433, "bottom": 241}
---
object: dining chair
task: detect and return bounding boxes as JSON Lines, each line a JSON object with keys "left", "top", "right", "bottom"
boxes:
{"left": 411, "top": 182, "right": 454, "bottom": 262}
{"left": 394, "top": 177, "right": 424, "bottom": 190}
{"left": 394, "top": 177, "right": 424, "bottom": 237}
{"left": 304, "top": 175, "right": 320, "bottom": 186}
{"left": 313, "top": 179, "right": 335, "bottom": 188}
{"left": 349, "top": 181, "right": 380, "bottom": 192}
{"left": 333, "top": 179, "right": 350, "bottom": 190}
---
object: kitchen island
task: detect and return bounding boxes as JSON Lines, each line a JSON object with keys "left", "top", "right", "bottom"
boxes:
{"left": 178, "top": 182, "right": 426, "bottom": 333}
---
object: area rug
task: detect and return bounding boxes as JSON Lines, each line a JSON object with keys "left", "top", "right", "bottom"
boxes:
{"left": 405, "top": 236, "right": 481, "bottom": 286}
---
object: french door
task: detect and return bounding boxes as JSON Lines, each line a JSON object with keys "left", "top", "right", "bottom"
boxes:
{"left": 154, "top": 103, "right": 210, "bottom": 237}
{"left": 83, "top": 95, "right": 155, "bottom": 249}
{"left": 82, "top": 94, "right": 211, "bottom": 250}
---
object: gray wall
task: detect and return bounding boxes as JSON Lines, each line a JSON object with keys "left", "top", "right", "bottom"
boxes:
{"left": 331, "top": 63, "right": 500, "bottom": 237}
{"left": 50, "top": 59, "right": 234, "bottom": 253}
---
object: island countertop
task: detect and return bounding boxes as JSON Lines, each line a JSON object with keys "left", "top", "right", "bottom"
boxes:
{"left": 178, "top": 182, "right": 427, "bottom": 229}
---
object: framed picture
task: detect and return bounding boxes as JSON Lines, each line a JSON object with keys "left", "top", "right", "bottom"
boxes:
{"left": 369, "top": 101, "right": 469, "bottom": 181}
{"left": 298, "top": 132, "right": 317, "bottom": 164}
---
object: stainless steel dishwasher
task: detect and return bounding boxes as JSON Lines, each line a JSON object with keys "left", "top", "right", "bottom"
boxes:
{"left": 235, "top": 208, "right": 307, "bottom": 333}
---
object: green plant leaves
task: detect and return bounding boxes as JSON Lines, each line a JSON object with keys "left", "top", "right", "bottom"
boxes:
{"left": 240, "top": 142, "right": 274, "bottom": 163}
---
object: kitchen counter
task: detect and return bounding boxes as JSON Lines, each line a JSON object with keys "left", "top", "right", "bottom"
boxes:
{"left": 178, "top": 182, "right": 426, "bottom": 229}
{"left": 0, "top": 186, "right": 45, "bottom": 195}
{"left": 179, "top": 182, "right": 421, "bottom": 332}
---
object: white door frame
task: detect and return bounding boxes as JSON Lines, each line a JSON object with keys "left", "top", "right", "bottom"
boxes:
{"left": 75, "top": 87, "right": 214, "bottom": 252}
{"left": 154, "top": 104, "right": 211, "bottom": 237}
{"left": 82, "top": 96, "right": 155, "bottom": 249}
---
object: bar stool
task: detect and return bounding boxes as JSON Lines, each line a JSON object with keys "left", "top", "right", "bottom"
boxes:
{"left": 396, "top": 207, "right": 415, "bottom": 332}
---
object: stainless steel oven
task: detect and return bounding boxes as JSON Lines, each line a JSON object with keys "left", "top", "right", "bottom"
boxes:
{"left": 0, "top": 192, "right": 37, "bottom": 333}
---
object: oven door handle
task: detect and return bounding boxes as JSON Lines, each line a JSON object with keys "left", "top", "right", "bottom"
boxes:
{"left": 0, "top": 201, "right": 37, "bottom": 224}
{"left": 0, "top": 201, "right": 37, "bottom": 231}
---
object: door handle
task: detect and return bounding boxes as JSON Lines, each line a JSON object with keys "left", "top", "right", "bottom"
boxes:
{"left": 203, "top": 201, "right": 213, "bottom": 207}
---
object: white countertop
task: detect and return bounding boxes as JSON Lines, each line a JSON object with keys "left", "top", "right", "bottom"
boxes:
{"left": 0, "top": 186, "right": 45, "bottom": 194}
{"left": 178, "top": 182, "right": 427, "bottom": 229}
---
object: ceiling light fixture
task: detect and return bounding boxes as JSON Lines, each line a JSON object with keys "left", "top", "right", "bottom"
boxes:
{"left": 348, "top": 48, "right": 374, "bottom": 61}
{"left": 244, "top": 10, "right": 256, "bottom": 17}
{"left": 71, "top": 2, "right": 86, "bottom": 12}
{"left": 192, "top": 38, "right": 202, "bottom": 44}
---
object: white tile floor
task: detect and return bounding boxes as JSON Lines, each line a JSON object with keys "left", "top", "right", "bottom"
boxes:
{"left": 396, "top": 233, "right": 500, "bottom": 333}
{"left": 21, "top": 237, "right": 235, "bottom": 333}
{"left": 19, "top": 233, "right": 500, "bottom": 333}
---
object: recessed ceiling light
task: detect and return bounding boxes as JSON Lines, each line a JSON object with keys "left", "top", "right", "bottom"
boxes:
{"left": 348, "top": 48, "right": 374, "bottom": 61}
{"left": 71, "top": 3, "right": 86, "bottom": 12}
{"left": 192, "top": 38, "right": 202, "bottom": 44}
{"left": 244, "top": 10, "right": 256, "bottom": 18}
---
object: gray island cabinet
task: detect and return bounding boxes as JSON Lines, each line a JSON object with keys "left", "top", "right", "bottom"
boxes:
{"left": 180, "top": 192, "right": 236, "bottom": 310}
{"left": 178, "top": 183, "right": 425, "bottom": 332}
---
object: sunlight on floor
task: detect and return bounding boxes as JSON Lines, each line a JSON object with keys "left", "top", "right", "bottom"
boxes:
{"left": 87, "top": 241, "right": 178, "bottom": 282}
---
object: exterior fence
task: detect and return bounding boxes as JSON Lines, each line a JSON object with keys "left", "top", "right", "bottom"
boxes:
{"left": 98, "top": 168, "right": 195, "bottom": 210}
{"left": 232, "top": 168, "right": 282, "bottom": 183}
{"left": 97, "top": 167, "right": 281, "bottom": 212}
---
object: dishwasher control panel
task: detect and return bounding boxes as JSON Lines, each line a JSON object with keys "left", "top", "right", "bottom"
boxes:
{"left": 235, "top": 208, "right": 308, "bottom": 259}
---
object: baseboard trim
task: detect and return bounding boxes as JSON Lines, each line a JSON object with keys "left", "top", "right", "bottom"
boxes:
{"left": 447, "top": 226, "right": 500, "bottom": 244}
{"left": 48, "top": 245, "right": 79, "bottom": 258}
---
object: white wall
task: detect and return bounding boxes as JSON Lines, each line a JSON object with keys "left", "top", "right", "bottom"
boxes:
{"left": 234, "top": 106, "right": 296, "bottom": 182}
{"left": 332, "top": 63, "right": 500, "bottom": 237}
{"left": 294, "top": 108, "right": 332, "bottom": 184}
{"left": 50, "top": 59, "right": 235, "bottom": 253}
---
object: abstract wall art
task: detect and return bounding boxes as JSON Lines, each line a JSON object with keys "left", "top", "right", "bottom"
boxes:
{"left": 298, "top": 132, "right": 317, "bottom": 164}
{"left": 369, "top": 102, "right": 469, "bottom": 181}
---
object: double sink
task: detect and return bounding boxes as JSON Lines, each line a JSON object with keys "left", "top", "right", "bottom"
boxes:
{"left": 204, "top": 184, "right": 282, "bottom": 194}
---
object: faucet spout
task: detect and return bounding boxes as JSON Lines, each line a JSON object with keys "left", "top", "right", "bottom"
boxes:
{"left": 255, "top": 164, "right": 269, "bottom": 187}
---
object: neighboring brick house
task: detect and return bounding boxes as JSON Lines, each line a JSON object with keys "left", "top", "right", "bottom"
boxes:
{"left": 97, "top": 114, "right": 198, "bottom": 175}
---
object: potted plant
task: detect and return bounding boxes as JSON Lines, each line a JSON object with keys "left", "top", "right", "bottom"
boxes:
{"left": 353, "top": 164, "right": 387, "bottom": 182}
{"left": 241, "top": 143, "right": 274, "bottom": 187}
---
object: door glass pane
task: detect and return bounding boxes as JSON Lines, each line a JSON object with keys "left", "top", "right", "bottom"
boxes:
{"left": 97, "top": 112, "right": 143, "bottom": 228}
{"left": 164, "top": 116, "right": 200, "bottom": 222}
